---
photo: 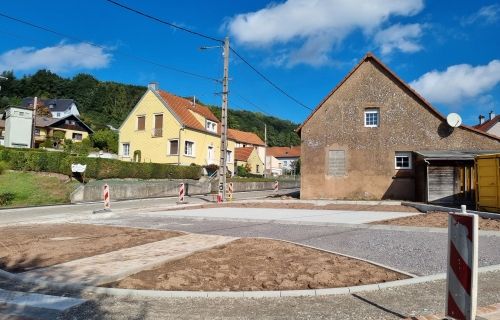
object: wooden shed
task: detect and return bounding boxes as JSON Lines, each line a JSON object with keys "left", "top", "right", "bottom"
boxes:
{"left": 414, "top": 151, "right": 497, "bottom": 207}
{"left": 475, "top": 153, "right": 500, "bottom": 213}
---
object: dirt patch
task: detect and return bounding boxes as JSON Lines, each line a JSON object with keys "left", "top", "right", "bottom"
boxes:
{"left": 161, "top": 202, "right": 419, "bottom": 213}
{"left": 373, "top": 212, "right": 500, "bottom": 231}
{"left": 0, "top": 224, "right": 182, "bottom": 272}
{"left": 109, "top": 238, "right": 408, "bottom": 291}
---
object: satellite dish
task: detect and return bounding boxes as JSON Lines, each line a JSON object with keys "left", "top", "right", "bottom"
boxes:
{"left": 447, "top": 113, "right": 462, "bottom": 128}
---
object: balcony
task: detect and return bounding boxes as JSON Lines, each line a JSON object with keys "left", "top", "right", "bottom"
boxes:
{"left": 152, "top": 128, "right": 163, "bottom": 138}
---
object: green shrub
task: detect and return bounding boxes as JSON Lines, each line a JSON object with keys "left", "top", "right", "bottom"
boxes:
{"left": 0, "top": 147, "right": 202, "bottom": 180}
{"left": 0, "top": 192, "right": 15, "bottom": 206}
{"left": 0, "top": 161, "right": 8, "bottom": 175}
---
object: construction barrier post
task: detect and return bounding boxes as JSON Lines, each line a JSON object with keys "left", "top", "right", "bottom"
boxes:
{"left": 177, "top": 183, "right": 186, "bottom": 204}
{"left": 446, "top": 205, "right": 478, "bottom": 320}
{"left": 227, "top": 182, "right": 233, "bottom": 201}
{"left": 273, "top": 180, "right": 279, "bottom": 193}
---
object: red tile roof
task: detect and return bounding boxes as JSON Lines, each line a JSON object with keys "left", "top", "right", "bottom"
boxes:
{"left": 228, "top": 128, "right": 265, "bottom": 146}
{"left": 235, "top": 147, "right": 254, "bottom": 161}
{"left": 267, "top": 146, "right": 301, "bottom": 158}
{"left": 474, "top": 115, "right": 500, "bottom": 133}
{"left": 296, "top": 52, "right": 500, "bottom": 142}
{"left": 157, "top": 90, "right": 220, "bottom": 134}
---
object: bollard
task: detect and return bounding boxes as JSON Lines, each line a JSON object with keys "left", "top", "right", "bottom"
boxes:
{"left": 446, "top": 207, "right": 478, "bottom": 320}
{"left": 273, "top": 180, "right": 279, "bottom": 193}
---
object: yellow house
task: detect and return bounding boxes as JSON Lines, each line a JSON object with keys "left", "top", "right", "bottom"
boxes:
{"left": 118, "top": 84, "right": 236, "bottom": 173}
{"left": 235, "top": 147, "right": 265, "bottom": 175}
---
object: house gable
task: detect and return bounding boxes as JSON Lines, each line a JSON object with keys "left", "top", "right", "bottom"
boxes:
{"left": 298, "top": 53, "right": 500, "bottom": 143}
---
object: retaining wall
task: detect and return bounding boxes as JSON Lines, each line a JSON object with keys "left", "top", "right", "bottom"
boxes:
{"left": 70, "top": 179, "right": 300, "bottom": 203}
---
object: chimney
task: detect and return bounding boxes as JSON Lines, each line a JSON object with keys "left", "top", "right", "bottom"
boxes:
{"left": 148, "top": 82, "right": 159, "bottom": 91}
{"left": 192, "top": 96, "right": 196, "bottom": 107}
{"left": 479, "top": 115, "right": 485, "bottom": 125}
{"left": 489, "top": 110, "right": 495, "bottom": 120}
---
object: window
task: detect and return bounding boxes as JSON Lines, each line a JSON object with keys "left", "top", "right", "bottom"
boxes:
{"left": 206, "top": 120, "right": 217, "bottom": 133}
{"left": 328, "top": 150, "right": 346, "bottom": 176}
{"left": 72, "top": 133, "right": 83, "bottom": 141}
{"left": 256, "top": 164, "right": 260, "bottom": 173}
{"left": 226, "top": 150, "right": 232, "bottom": 163}
{"left": 364, "top": 109, "right": 379, "bottom": 127}
{"left": 395, "top": 152, "right": 412, "bottom": 169}
{"left": 56, "top": 112, "right": 61, "bottom": 117}
{"left": 137, "top": 116, "right": 145, "bottom": 131}
{"left": 152, "top": 114, "right": 163, "bottom": 137}
{"left": 184, "top": 141, "right": 195, "bottom": 156}
{"left": 169, "top": 140, "right": 179, "bottom": 155}
{"left": 122, "top": 143, "right": 130, "bottom": 157}
{"left": 207, "top": 146, "right": 214, "bottom": 161}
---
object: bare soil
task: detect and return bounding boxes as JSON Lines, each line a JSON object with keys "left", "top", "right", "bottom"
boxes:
{"left": 110, "top": 238, "right": 408, "bottom": 291}
{"left": 162, "top": 202, "right": 419, "bottom": 213}
{"left": 0, "top": 224, "right": 182, "bottom": 272}
{"left": 373, "top": 212, "right": 500, "bottom": 231}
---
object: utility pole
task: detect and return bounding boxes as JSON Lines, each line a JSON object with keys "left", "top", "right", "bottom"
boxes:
{"left": 264, "top": 123, "right": 267, "bottom": 177}
{"left": 218, "top": 36, "right": 230, "bottom": 202}
{"left": 31, "top": 97, "right": 37, "bottom": 148}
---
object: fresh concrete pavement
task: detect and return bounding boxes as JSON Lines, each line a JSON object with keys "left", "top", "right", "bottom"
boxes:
{"left": 1, "top": 195, "right": 500, "bottom": 319}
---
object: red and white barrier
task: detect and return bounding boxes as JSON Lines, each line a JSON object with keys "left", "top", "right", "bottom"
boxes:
{"left": 273, "top": 180, "right": 279, "bottom": 193}
{"left": 446, "top": 206, "right": 478, "bottom": 320}
{"left": 178, "top": 183, "right": 185, "bottom": 203}
{"left": 103, "top": 184, "right": 111, "bottom": 210}
{"left": 227, "top": 182, "right": 233, "bottom": 201}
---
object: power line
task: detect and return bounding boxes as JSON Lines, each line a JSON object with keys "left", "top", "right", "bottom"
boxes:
{"left": 104, "top": 0, "right": 223, "bottom": 44}
{"left": 101, "top": 1, "right": 311, "bottom": 112}
{"left": 0, "top": 11, "right": 219, "bottom": 83}
{"left": 230, "top": 47, "right": 312, "bottom": 111}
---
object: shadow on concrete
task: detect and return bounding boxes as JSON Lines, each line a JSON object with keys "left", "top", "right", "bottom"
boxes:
{"left": 351, "top": 293, "right": 407, "bottom": 319}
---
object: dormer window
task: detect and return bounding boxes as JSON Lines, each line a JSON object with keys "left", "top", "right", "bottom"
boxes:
{"left": 206, "top": 120, "right": 217, "bottom": 133}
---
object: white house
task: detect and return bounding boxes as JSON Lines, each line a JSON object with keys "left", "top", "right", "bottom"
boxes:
{"left": 21, "top": 98, "right": 80, "bottom": 119}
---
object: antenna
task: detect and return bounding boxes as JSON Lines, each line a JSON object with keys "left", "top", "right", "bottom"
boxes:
{"left": 446, "top": 113, "right": 462, "bottom": 128}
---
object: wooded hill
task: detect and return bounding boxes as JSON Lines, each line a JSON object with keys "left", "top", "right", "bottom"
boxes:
{"left": 0, "top": 70, "right": 300, "bottom": 146}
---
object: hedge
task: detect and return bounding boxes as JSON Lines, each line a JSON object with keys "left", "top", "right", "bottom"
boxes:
{"left": 0, "top": 147, "right": 202, "bottom": 180}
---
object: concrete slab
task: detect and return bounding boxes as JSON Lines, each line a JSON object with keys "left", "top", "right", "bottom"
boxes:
{"left": 20, "top": 233, "right": 237, "bottom": 286}
{"left": 153, "top": 207, "right": 420, "bottom": 224}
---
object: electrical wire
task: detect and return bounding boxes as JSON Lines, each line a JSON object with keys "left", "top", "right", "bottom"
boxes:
{"left": 229, "top": 47, "right": 312, "bottom": 111}
{"left": 0, "top": 11, "right": 219, "bottom": 83}
{"left": 104, "top": 0, "right": 223, "bottom": 44}
{"left": 102, "top": 1, "right": 312, "bottom": 111}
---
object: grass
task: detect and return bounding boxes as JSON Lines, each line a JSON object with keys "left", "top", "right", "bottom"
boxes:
{"left": 0, "top": 171, "right": 79, "bottom": 208}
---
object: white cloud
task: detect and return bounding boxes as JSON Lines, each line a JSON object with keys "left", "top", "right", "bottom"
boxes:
{"left": 0, "top": 42, "right": 112, "bottom": 73}
{"left": 374, "top": 23, "right": 423, "bottom": 55}
{"left": 226, "top": 0, "right": 424, "bottom": 67}
{"left": 410, "top": 60, "right": 500, "bottom": 105}
{"left": 461, "top": 4, "right": 500, "bottom": 26}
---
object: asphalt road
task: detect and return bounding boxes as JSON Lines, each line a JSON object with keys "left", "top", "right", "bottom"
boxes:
{"left": 85, "top": 212, "right": 500, "bottom": 276}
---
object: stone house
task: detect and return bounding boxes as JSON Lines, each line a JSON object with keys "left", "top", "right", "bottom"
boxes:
{"left": 297, "top": 53, "right": 500, "bottom": 205}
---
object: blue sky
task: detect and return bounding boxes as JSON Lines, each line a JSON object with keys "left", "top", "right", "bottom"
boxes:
{"left": 0, "top": 0, "right": 499, "bottom": 126}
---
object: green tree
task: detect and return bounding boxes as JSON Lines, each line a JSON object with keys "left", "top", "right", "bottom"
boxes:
{"left": 91, "top": 129, "right": 118, "bottom": 153}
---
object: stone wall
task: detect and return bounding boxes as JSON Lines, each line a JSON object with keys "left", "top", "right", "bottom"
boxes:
{"left": 70, "top": 179, "right": 300, "bottom": 203}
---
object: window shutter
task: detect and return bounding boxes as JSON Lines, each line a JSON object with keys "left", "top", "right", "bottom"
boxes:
{"left": 137, "top": 116, "right": 145, "bottom": 130}
{"left": 328, "top": 150, "right": 345, "bottom": 176}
